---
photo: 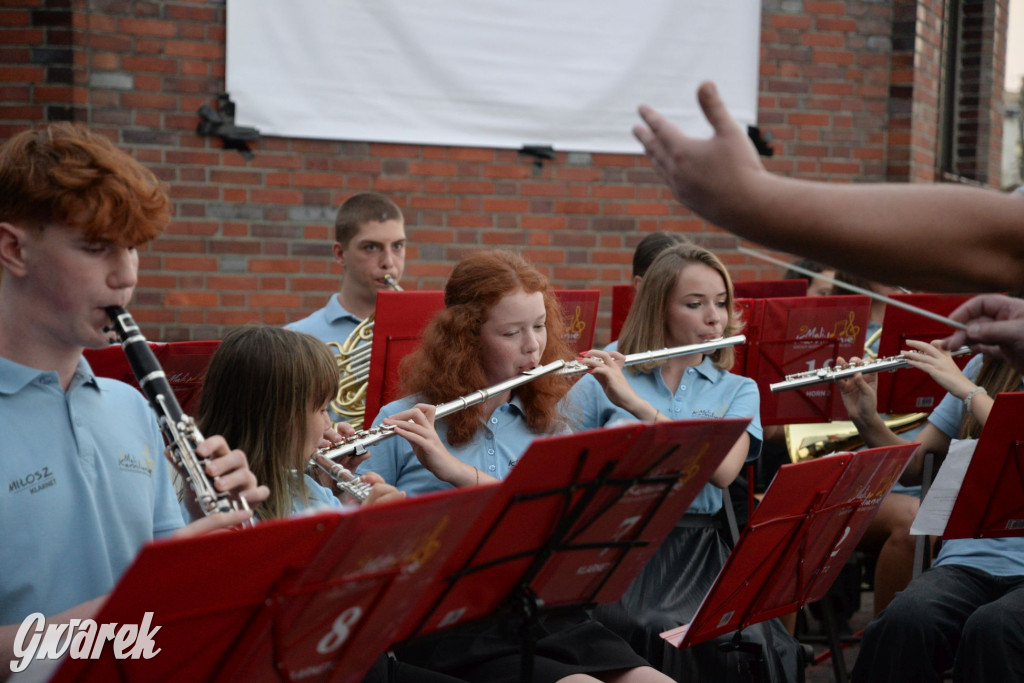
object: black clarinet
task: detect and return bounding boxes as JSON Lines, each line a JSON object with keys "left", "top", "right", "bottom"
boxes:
{"left": 105, "top": 306, "right": 253, "bottom": 525}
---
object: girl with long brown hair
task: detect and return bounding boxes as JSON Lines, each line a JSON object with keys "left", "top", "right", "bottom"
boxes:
{"left": 840, "top": 343, "right": 1024, "bottom": 681}
{"left": 582, "top": 242, "right": 801, "bottom": 682}
{"left": 197, "top": 326, "right": 402, "bottom": 521}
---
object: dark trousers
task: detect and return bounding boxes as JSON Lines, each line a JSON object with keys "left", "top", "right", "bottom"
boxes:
{"left": 851, "top": 564, "right": 1024, "bottom": 683}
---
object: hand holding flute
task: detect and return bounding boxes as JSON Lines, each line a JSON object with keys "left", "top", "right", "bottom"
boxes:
{"left": 770, "top": 344, "right": 972, "bottom": 393}
{"left": 381, "top": 403, "right": 497, "bottom": 488}
{"left": 581, "top": 336, "right": 747, "bottom": 423}
{"left": 836, "top": 340, "right": 980, "bottom": 430}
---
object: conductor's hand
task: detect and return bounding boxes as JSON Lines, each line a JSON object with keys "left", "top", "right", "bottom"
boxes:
{"left": 633, "top": 81, "right": 765, "bottom": 227}
{"left": 943, "top": 293, "right": 1024, "bottom": 375}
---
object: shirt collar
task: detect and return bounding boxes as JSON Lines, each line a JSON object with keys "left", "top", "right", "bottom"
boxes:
{"left": 0, "top": 355, "right": 99, "bottom": 395}
{"left": 325, "top": 294, "right": 363, "bottom": 325}
{"left": 507, "top": 393, "right": 528, "bottom": 416}
{"left": 473, "top": 393, "right": 528, "bottom": 426}
{"left": 691, "top": 355, "right": 725, "bottom": 383}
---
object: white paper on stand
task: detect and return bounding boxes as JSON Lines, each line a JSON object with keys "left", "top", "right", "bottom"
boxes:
{"left": 910, "top": 439, "right": 977, "bottom": 536}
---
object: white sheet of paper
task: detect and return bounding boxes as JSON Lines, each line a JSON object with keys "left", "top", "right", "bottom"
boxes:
{"left": 226, "top": 0, "right": 762, "bottom": 152}
{"left": 910, "top": 439, "right": 977, "bottom": 536}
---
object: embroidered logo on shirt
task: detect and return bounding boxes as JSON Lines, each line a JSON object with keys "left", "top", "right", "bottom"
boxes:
{"left": 691, "top": 404, "right": 728, "bottom": 419}
{"left": 7, "top": 467, "right": 56, "bottom": 495}
{"left": 118, "top": 447, "right": 156, "bottom": 477}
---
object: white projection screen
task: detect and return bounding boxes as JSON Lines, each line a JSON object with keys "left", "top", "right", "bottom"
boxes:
{"left": 226, "top": 1, "right": 762, "bottom": 154}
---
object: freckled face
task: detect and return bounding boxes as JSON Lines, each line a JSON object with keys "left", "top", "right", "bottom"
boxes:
{"left": 478, "top": 289, "right": 547, "bottom": 385}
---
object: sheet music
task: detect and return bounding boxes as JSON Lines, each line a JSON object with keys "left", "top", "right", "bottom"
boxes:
{"left": 910, "top": 439, "right": 977, "bottom": 536}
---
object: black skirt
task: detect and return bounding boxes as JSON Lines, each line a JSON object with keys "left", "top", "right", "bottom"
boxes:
{"left": 592, "top": 524, "right": 803, "bottom": 683}
{"left": 394, "top": 608, "right": 651, "bottom": 683}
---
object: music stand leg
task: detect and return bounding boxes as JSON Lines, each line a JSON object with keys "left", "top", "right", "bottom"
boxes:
{"left": 818, "top": 599, "right": 849, "bottom": 683}
{"left": 513, "top": 587, "right": 542, "bottom": 683}
{"left": 718, "top": 630, "right": 765, "bottom": 683}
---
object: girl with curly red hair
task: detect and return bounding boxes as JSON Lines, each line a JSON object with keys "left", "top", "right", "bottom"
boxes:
{"left": 357, "top": 249, "right": 671, "bottom": 683}
{"left": 358, "top": 249, "right": 639, "bottom": 495}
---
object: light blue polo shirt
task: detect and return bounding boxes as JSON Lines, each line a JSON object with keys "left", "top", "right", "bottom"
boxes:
{"left": 0, "top": 356, "right": 185, "bottom": 624}
{"left": 927, "top": 354, "right": 1024, "bottom": 577}
{"left": 358, "top": 374, "right": 636, "bottom": 496}
{"left": 293, "top": 473, "right": 346, "bottom": 513}
{"left": 285, "top": 293, "right": 362, "bottom": 346}
{"left": 621, "top": 356, "right": 761, "bottom": 514}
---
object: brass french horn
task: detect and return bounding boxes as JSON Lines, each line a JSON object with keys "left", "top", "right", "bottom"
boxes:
{"left": 327, "top": 274, "right": 402, "bottom": 429}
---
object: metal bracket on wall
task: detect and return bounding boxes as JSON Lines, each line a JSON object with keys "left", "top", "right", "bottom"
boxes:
{"left": 197, "top": 93, "right": 260, "bottom": 160}
{"left": 519, "top": 144, "right": 556, "bottom": 170}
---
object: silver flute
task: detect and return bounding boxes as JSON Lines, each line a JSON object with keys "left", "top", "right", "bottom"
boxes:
{"left": 105, "top": 306, "right": 254, "bottom": 526}
{"left": 770, "top": 346, "right": 973, "bottom": 393}
{"left": 309, "top": 358, "right": 568, "bottom": 501}
{"left": 554, "top": 335, "right": 747, "bottom": 376}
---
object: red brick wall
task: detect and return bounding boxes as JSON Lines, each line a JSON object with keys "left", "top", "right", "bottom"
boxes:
{"left": 954, "top": 0, "right": 1008, "bottom": 182}
{"left": 0, "top": 0, "right": 1010, "bottom": 344}
{"left": 887, "top": 0, "right": 945, "bottom": 182}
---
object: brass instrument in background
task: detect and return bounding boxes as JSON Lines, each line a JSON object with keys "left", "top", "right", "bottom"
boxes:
{"left": 863, "top": 327, "right": 881, "bottom": 360}
{"left": 785, "top": 413, "right": 928, "bottom": 462}
{"left": 327, "top": 274, "right": 402, "bottom": 429}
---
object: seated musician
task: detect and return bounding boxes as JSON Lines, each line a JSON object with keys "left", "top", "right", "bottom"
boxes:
{"left": 782, "top": 258, "right": 836, "bottom": 298}
{"left": 628, "top": 231, "right": 687, "bottom": 291}
{"left": 0, "top": 124, "right": 266, "bottom": 675}
{"left": 195, "top": 326, "right": 406, "bottom": 519}
{"left": 831, "top": 275, "right": 923, "bottom": 622}
{"left": 196, "top": 325, "right": 477, "bottom": 683}
{"left": 839, "top": 342, "right": 1024, "bottom": 682}
{"left": 286, "top": 192, "right": 406, "bottom": 346}
{"left": 580, "top": 243, "right": 801, "bottom": 682}
{"left": 357, "top": 249, "right": 673, "bottom": 683}
{"left": 285, "top": 191, "right": 407, "bottom": 428}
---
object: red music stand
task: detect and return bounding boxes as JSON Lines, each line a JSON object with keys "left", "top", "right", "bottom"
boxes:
{"left": 402, "top": 418, "right": 750, "bottom": 682}
{"left": 554, "top": 289, "right": 600, "bottom": 353}
{"left": 660, "top": 443, "right": 916, "bottom": 680}
{"left": 733, "top": 279, "right": 807, "bottom": 299}
{"left": 874, "top": 293, "right": 973, "bottom": 414}
{"left": 364, "top": 289, "right": 601, "bottom": 422}
{"left": 364, "top": 291, "right": 444, "bottom": 424}
{"left": 50, "top": 485, "right": 494, "bottom": 683}
{"left": 84, "top": 340, "right": 221, "bottom": 414}
{"left": 610, "top": 284, "right": 635, "bottom": 342}
{"left": 739, "top": 295, "right": 871, "bottom": 425}
{"left": 943, "top": 392, "right": 1024, "bottom": 540}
